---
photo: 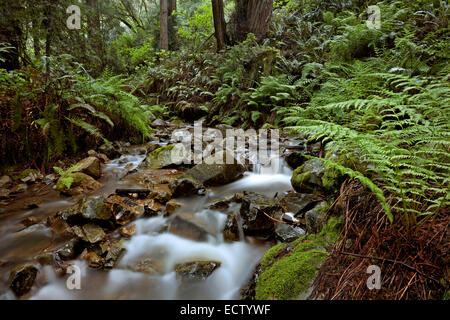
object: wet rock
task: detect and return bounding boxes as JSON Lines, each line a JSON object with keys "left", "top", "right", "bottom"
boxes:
{"left": 85, "top": 251, "right": 104, "bottom": 269}
{"left": 305, "top": 201, "right": 328, "bottom": 234}
{"left": 99, "top": 141, "right": 121, "bottom": 159}
{"left": 56, "top": 238, "right": 83, "bottom": 260}
{"left": 142, "top": 145, "right": 180, "bottom": 169}
{"left": 239, "top": 192, "right": 280, "bottom": 238}
{"left": 35, "top": 252, "right": 54, "bottom": 266}
{"left": 120, "top": 224, "right": 136, "bottom": 238}
{"left": 105, "top": 195, "right": 145, "bottom": 225}
{"left": 128, "top": 258, "right": 164, "bottom": 275}
{"left": 0, "top": 175, "right": 12, "bottom": 188}
{"left": 20, "top": 171, "right": 43, "bottom": 184}
{"left": 0, "top": 188, "right": 10, "bottom": 199}
{"left": 74, "top": 156, "right": 102, "bottom": 179}
{"left": 72, "top": 223, "right": 106, "bottom": 243}
{"left": 285, "top": 151, "right": 306, "bottom": 170}
{"left": 169, "top": 178, "right": 205, "bottom": 198}
{"left": 291, "top": 159, "right": 341, "bottom": 194}
{"left": 143, "top": 199, "right": 164, "bottom": 217}
{"left": 275, "top": 224, "right": 305, "bottom": 242}
{"left": 279, "top": 191, "right": 321, "bottom": 217}
{"left": 104, "top": 242, "right": 125, "bottom": 268}
{"left": 150, "top": 189, "right": 171, "bottom": 203}
{"left": 44, "top": 174, "right": 58, "bottom": 185}
{"left": 60, "top": 195, "right": 113, "bottom": 224}
{"left": 181, "top": 150, "right": 246, "bottom": 187}
{"left": 9, "top": 263, "right": 38, "bottom": 297}
{"left": 21, "top": 216, "right": 40, "bottom": 227}
{"left": 175, "top": 261, "right": 221, "bottom": 282}
{"left": 165, "top": 199, "right": 183, "bottom": 216}
{"left": 307, "top": 141, "right": 322, "bottom": 157}
{"left": 208, "top": 200, "right": 230, "bottom": 211}
{"left": 223, "top": 214, "right": 240, "bottom": 242}
{"left": 46, "top": 214, "right": 71, "bottom": 236}
{"left": 11, "top": 183, "right": 27, "bottom": 194}
{"left": 56, "top": 172, "right": 101, "bottom": 196}
{"left": 152, "top": 119, "right": 166, "bottom": 128}
{"left": 89, "top": 149, "right": 110, "bottom": 163}
{"left": 125, "top": 168, "right": 183, "bottom": 188}
{"left": 169, "top": 212, "right": 215, "bottom": 241}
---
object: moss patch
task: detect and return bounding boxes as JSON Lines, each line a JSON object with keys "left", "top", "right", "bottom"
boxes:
{"left": 255, "top": 216, "right": 343, "bottom": 300}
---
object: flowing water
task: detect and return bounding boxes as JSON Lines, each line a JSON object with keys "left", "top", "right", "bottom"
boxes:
{"left": 0, "top": 148, "right": 293, "bottom": 300}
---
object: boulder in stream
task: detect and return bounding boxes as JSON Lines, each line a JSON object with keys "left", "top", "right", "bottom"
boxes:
{"left": 71, "top": 223, "right": 106, "bottom": 244}
{"left": 56, "top": 238, "right": 84, "bottom": 260}
{"left": 304, "top": 201, "right": 329, "bottom": 234}
{"left": 175, "top": 260, "right": 221, "bottom": 282}
{"left": 275, "top": 224, "right": 305, "bottom": 242}
{"left": 56, "top": 172, "right": 101, "bottom": 196}
{"left": 165, "top": 199, "right": 183, "bottom": 216}
{"left": 0, "top": 175, "right": 12, "bottom": 188}
{"left": 279, "top": 191, "right": 321, "bottom": 217}
{"left": 9, "top": 263, "right": 38, "bottom": 297}
{"left": 239, "top": 192, "right": 280, "bottom": 238}
{"left": 61, "top": 195, "right": 113, "bottom": 224}
{"left": 169, "top": 212, "right": 215, "bottom": 241}
{"left": 182, "top": 150, "right": 246, "bottom": 187}
{"left": 291, "top": 159, "right": 342, "bottom": 194}
{"left": 73, "top": 156, "right": 102, "bottom": 179}
{"left": 0, "top": 188, "right": 10, "bottom": 199}
{"left": 11, "top": 183, "right": 28, "bottom": 194}
{"left": 141, "top": 145, "right": 180, "bottom": 169}
{"left": 168, "top": 177, "right": 205, "bottom": 198}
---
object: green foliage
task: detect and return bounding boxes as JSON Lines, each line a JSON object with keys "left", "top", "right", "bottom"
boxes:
{"left": 286, "top": 70, "right": 450, "bottom": 222}
{"left": 256, "top": 216, "right": 343, "bottom": 300}
{"left": 53, "top": 164, "right": 81, "bottom": 190}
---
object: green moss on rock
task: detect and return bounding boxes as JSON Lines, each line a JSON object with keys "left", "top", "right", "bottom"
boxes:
{"left": 255, "top": 216, "right": 344, "bottom": 300}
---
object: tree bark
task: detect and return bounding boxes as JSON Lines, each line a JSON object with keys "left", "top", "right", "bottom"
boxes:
{"left": 231, "top": 0, "right": 273, "bottom": 43}
{"left": 86, "top": 0, "right": 105, "bottom": 74}
{"left": 160, "top": 0, "right": 169, "bottom": 51}
{"left": 168, "top": 0, "right": 177, "bottom": 50}
{"left": 0, "top": 3, "right": 22, "bottom": 70}
{"left": 211, "top": 0, "right": 226, "bottom": 51}
{"left": 168, "top": 0, "right": 177, "bottom": 14}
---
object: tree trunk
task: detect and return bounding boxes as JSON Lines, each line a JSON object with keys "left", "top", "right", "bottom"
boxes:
{"left": 0, "top": 3, "right": 22, "bottom": 70}
{"left": 160, "top": 0, "right": 169, "bottom": 51}
{"left": 86, "top": 0, "right": 105, "bottom": 74}
{"left": 211, "top": 0, "right": 226, "bottom": 51}
{"left": 231, "top": 0, "right": 273, "bottom": 43}
{"left": 168, "top": 0, "right": 177, "bottom": 50}
{"left": 43, "top": 3, "right": 52, "bottom": 57}
{"left": 168, "top": 0, "right": 177, "bottom": 14}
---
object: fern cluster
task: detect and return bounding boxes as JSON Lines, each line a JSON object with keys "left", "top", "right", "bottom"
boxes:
{"left": 285, "top": 70, "right": 450, "bottom": 221}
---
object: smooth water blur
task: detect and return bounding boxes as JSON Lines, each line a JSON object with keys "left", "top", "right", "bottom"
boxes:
{"left": 3, "top": 149, "right": 293, "bottom": 300}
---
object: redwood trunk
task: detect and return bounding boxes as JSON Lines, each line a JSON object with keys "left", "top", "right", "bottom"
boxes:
{"left": 211, "top": 0, "right": 226, "bottom": 51}
{"left": 232, "top": 0, "right": 273, "bottom": 42}
{"left": 160, "top": 0, "right": 169, "bottom": 51}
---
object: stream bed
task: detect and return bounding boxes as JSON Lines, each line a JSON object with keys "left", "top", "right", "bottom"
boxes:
{"left": 0, "top": 143, "right": 295, "bottom": 300}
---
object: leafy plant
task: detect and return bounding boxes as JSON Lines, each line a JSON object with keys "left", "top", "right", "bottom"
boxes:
{"left": 53, "top": 164, "right": 82, "bottom": 190}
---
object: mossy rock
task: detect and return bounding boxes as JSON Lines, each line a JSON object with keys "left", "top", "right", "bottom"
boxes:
{"left": 56, "top": 172, "right": 101, "bottom": 196}
{"left": 142, "top": 145, "right": 178, "bottom": 169}
{"left": 255, "top": 216, "right": 343, "bottom": 300}
{"left": 291, "top": 159, "right": 343, "bottom": 194}
{"left": 13, "top": 169, "right": 40, "bottom": 181}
